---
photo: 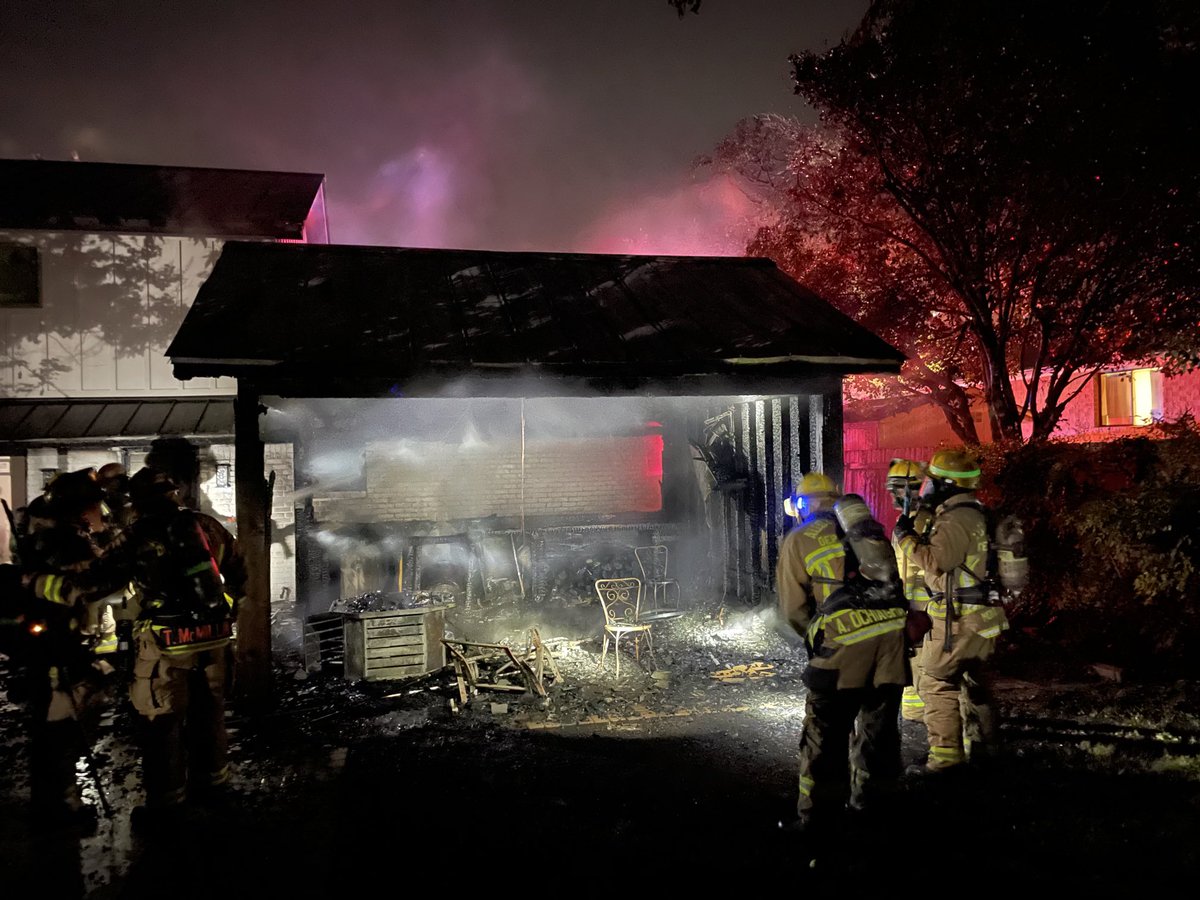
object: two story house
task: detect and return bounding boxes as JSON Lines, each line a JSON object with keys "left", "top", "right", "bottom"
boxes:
{"left": 0, "top": 158, "right": 328, "bottom": 602}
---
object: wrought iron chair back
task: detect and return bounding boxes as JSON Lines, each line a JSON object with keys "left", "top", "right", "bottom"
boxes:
{"left": 634, "top": 545, "right": 680, "bottom": 613}
{"left": 595, "top": 577, "right": 654, "bottom": 676}
{"left": 635, "top": 545, "right": 669, "bottom": 581}
{"left": 595, "top": 577, "right": 643, "bottom": 626}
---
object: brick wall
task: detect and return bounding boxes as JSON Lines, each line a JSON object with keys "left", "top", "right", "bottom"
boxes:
{"left": 314, "top": 434, "right": 662, "bottom": 524}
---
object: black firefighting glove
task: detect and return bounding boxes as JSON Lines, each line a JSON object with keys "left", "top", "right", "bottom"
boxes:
{"left": 892, "top": 514, "right": 916, "bottom": 542}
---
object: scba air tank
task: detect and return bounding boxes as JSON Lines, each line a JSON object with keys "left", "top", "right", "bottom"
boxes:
{"left": 994, "top": 515, "right": 1030, "bottom": 596}
{"left": 833, "top": 494, "right": 899, "bottom": 585}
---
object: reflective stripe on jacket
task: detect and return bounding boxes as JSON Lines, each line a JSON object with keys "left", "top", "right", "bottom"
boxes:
{"left": 896, "top": 493, "right": 989, "bottom": 617}
{"left": 778, "top": 512, "right": 906, "bottom": 648}
{"left": 894, "top": 507, "right": 933, "bottom": 611}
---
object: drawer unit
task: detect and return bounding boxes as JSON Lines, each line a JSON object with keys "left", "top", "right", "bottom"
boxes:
{"left": 343, "top": 605, "right": 450, "bottom": 682}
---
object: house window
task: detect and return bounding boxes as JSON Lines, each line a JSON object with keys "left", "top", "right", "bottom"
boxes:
{"left": 215, "top": 463, "right": 232, "bottom": 488}
{"left": 1099, "top": 368, "right": 1163, "bottom": 427}
{"left": 0, "top": 243, "right": 41, "bottom": 308}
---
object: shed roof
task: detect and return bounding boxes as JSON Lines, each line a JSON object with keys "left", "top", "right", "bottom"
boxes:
{"left": 0, "top": 159, "right": 325, "bottom": 240}
{"left": 167, "top": 242, "right": 903, "bottom": 397}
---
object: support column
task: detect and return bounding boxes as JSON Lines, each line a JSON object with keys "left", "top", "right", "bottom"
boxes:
{"left": 235, "top": 380, "right": 271, "bottom": 710}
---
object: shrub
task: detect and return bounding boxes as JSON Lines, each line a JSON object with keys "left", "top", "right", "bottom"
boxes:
{"left": 979, "top": 418, "right": 1200, "bottom": 675}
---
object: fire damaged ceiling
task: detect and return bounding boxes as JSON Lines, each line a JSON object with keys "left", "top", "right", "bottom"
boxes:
{"left": 167, "top": 241, "right": 904, "bottom": 396}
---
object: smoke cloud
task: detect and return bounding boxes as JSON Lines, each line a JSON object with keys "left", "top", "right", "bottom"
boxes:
{"left": 576, "top": 172, "right": 761, "bottom": 257}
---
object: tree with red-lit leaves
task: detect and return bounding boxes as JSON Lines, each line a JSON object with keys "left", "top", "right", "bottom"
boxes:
{"left": 705, "top": 115, "right": 984, "bottom": 442}
{"left": 717, "top": 1, "right": 1200, "bottom": 443}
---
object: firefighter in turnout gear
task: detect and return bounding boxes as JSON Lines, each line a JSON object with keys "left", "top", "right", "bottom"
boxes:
{"left": 33, "top": 467, "right": 241, "bottom": 828}
{"left": 887, "top": 459, "right": 933, "bottom": 722}
{"left": 894, "top": 449, "right": 1009, "bottom": 771}
{"left": 777, "top": 472, "right": 908, "bottom": 831}
{"left": 12, "top": 469, "right": 117, "bottom": 830}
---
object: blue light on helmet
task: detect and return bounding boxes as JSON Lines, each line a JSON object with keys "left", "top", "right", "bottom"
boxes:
{"left": 783, "top": 492, "right": 810, "bottom": 519}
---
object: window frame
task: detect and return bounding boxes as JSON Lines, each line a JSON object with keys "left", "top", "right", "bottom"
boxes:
{"left": 0, "top": 242, "right": 42, "bottom": 308}
{"left": 1097, "top": 367, "right": 1163, "bottom": 428}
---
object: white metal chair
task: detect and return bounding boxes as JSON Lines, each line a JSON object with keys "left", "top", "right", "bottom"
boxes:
{"left": 634, "top": 545, "right": 680, "bottom": 614}
{"left": 595, "top": 577, "right": 655, "bottom": 677}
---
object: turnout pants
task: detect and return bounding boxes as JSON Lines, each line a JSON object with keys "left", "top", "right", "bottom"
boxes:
{"left": 796, "top": 682, "right": 902, "bottom": 819}
{"left": 901, "top": 641, "right": 927, "bottom": 722}
{"left": 919, "top": 618, "right": 1000, "bottom": 769}
{"left": 25, "top": 665, "right": 107, "bottom": 815}
{"left": 131, "top": 632, "right": 230, "bottom": 807}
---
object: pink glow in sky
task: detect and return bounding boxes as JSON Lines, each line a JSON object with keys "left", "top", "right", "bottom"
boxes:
{"left": 576, "top": 173, "right": 761, "bottom": 256}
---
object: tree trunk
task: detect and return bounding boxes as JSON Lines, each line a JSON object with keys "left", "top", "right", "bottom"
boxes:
{"left": 979, "top": 338, "right": 1024, "bottom": 442}
{"left": 910, "top": 369, "right": 979, "bottom": 444}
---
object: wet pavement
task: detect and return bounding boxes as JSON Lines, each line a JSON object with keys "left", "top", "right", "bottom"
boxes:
{"left": 3, "top": 604, "right": 1200, "bottom": 895}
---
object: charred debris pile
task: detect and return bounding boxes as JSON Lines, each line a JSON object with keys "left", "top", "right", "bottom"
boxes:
{"left": 281, "top": 593, "right": 806, "bottom": 740}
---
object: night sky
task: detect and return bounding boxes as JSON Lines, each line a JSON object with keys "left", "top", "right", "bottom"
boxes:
{"left": 0, "top": 0, "right": 866, "bottom": 252}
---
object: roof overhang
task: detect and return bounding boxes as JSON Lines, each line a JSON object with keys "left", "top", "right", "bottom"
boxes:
{"left": 0, "top": 397, "right": 234, "bottom": 449}
{"left": 167, "top": 242, "right": 904, "bottom": 398}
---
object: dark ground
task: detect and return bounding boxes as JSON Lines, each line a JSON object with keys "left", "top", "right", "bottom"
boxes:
{"left": 2, "top": 602, "right": 1199, "bottom": 895}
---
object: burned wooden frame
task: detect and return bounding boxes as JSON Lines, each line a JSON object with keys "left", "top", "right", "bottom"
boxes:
{"left": 442, "top": 628, "right": 562, "bottom": 706}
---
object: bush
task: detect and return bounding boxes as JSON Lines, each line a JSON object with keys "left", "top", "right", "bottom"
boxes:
{"left": 978, "top": 418, "right": 1200, "bottom": 676}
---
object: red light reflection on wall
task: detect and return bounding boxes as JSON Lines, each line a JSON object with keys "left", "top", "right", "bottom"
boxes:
{"left": 643, "top": 432, "right": 664, "bottom": 480}
{"left": 636, "top": 424, "right": 664, "bottom": 511}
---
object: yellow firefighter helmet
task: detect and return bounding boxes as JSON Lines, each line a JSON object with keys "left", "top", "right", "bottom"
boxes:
{"left": 784, "top": 471, "right": 839, "bottom": 519}
{"left": 796, "top": 471, "right": 838, "bottom": 498}
{"left": 886, "top": 458, "right": 927, "bottom": 488}
{"left": 926, "top": 448, "right": 982, "bottom": 489}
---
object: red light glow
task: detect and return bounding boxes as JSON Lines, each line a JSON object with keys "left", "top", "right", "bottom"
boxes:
{"left": 643, "top": 433, "right": 664, "bottom": 481}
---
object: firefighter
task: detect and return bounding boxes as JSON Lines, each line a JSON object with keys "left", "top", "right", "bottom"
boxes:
{"left": 886, "top": 459, "right": 933, "bottom": 723}
{"left": 97, "top": 462, "right": 134, "bottom": 536}
{"left": 777, "top": 472, "right": 908, "bottom": 833}
{"left": 16, "top": 469, "right": 116, "bottom": 830}
{"left": 127, "top": 468, "right": 239, "bottom": 826}
{"left": 33, "top": 467, "right": 239, "bottom": 829}
{"left": 140, "top": 442, "right": 247, "bottom": 653}
{"left": 893, "top": 448, "right": 1009, "bottom": 771}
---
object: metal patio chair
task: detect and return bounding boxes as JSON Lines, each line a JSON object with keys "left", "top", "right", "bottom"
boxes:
{"left": 634, "top": 545, "right": 681, "bottom": 615}
{"left": 595, "top": 577, "right": 655, "bottom": 677}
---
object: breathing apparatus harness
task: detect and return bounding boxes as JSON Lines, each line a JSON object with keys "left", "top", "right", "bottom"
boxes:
{"left": 802, "top": 503, "right": 906, "bottom": 659}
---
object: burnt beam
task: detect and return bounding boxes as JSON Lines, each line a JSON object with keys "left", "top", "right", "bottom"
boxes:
{"left": 235, "top": 379, "right": 272, "bottom": 710}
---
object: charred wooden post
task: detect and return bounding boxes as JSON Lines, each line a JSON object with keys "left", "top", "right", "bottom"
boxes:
{"left": 769, "top": 397, "right": 786, "bottom": 576}
{"left": 235, "top": 379, "right": 272, "bottom": 709}
{"left": 810, "top": 388, "right": 844, "bottom": 487}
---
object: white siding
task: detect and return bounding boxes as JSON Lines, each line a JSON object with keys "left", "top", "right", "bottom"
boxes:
{"left": 0, "top": 230, "right": 231, "bottom": 398}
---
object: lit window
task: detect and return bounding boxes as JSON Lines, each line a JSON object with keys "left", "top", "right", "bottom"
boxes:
{"left": 1099, "top": 368, "right": 1163, "bottom": 427}
{"left": 0, "top": 243, "right": 40, "bottom": 308}
{"left": 215, "top": 463, "right": 231, "bottom": 488}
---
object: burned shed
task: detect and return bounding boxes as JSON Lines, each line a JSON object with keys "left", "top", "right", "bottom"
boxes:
{"left": 166, "top": 241, "right": 902, "bottom": 695}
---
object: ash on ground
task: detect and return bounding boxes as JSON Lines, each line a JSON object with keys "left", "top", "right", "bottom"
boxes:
{"left": 3, "top": 597, "right": 1200, "bottom": 896}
